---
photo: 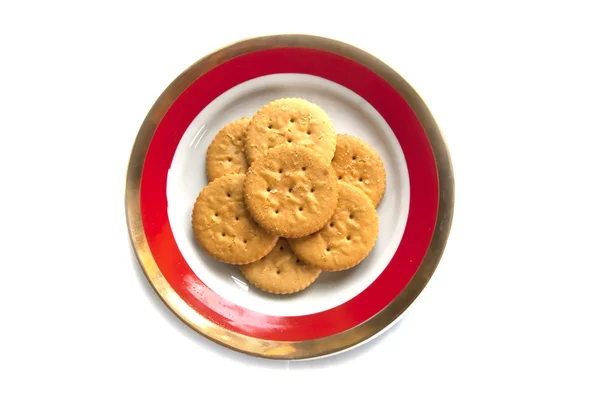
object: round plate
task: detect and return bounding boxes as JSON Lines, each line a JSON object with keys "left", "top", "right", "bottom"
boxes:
{"left": 125, "top": 34, "right": 454, "bottom": 360}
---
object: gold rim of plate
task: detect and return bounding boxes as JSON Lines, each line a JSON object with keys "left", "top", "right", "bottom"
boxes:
{"left": 124, "top": 34, "right": 455, "bottom": 360}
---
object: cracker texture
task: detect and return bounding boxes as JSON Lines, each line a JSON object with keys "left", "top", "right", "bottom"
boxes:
{"left": 240, "top": 238, "right": 321, "bottom": 294}
{"left": 192, "top": 174, "right": 278, "bottom": 264}
{"left": 244, "top": 144, "right": 338, "bottom": 238}
{"left": 245, "top": 98, "right": 336, "bottom": 165}
{"left": 288, "top": 182, "right": 378, "bottom": 271}
{"left": 331, "top": 134, "right": 386, "bottom": 207}
{"left": 206, "top": 117, "right": 250, "bottom": 182}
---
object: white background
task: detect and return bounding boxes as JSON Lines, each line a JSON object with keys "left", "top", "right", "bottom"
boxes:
{"left": 1, "top": 1, "right": 598, "bottom": 397}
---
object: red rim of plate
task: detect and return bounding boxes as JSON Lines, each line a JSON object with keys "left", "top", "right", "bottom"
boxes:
{"left": 139, "top": 47, "right": 439, "bottom": 342}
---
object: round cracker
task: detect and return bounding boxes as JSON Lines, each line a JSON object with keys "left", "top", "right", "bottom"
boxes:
{"left": 244, "top": 98, "right": 336, "bottom": 165}
{"left": 206, "top": 117, "right": 250, "bottom": 182}
{"left": 243, "top": 144, "right": 338, "bottom": 238}
{"left": 240, "top": 238, "right": 322, "bottom": 294}
{"left": 192, "top": 174, "right": 278, "bottom": 264}
{"left": 332, "top": 134, "right": 386, "bottom": 207}
{"left": 288, "top": 182, "right": 378, "bottom": 271}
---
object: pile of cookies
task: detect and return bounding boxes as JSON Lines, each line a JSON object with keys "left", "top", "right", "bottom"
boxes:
{"left": 192, "top": 98, "right": 386, "bottom": 295}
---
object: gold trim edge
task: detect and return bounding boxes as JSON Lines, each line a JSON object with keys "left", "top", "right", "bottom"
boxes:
{"left": 124, "top": 34, "right": 455, "bottom": 360}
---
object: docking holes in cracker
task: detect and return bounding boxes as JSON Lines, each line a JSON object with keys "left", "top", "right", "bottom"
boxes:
{"left": 244, "top": 98, "right": 336, "bottom": 165}
{"left": 331, "top": 134, "right": 386, "bottom": 207}
{"left": 192, "top": 174, "right": 278, "bottom": 264}
{"left": 243, "top": 144, "right": 339, "bottom": 238}
{"left": 240, "top": 238, "right": 321, "bottom": 294}
{"left": 288, "top": 182, "right": 379, "bottom": 271}
{"left": 206, "top": 117, "right": 250, "bottom": 182}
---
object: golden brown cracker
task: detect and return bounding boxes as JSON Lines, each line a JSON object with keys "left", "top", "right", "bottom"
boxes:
{"left": 288, "top": 182, "right": 378, "bottom": 271}
{"left": 244, "top": 98, "right": 336, "bottom": 165}
{"left": 206, "top": 117, "right": 250, "bottom": 182}
{"left": 192, "top": 174, "right": 278, "bottom": 264}
{"left": 332, "top": 134, "right": 386, "bottom": 207}
{"left": 240, "top": 238, "right": 322, "bottom": 294}
{"left": 243, "top": 144, "right": 338, "bottom": 238}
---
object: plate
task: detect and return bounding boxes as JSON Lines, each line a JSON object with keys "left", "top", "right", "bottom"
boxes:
{"left": 125, "top": 34, "right": 454, "bottom": 360}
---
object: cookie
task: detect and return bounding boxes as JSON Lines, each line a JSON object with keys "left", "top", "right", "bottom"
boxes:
{"left": 240, "top": 238, "right": 322, "bottom": 294}
{"left": 244, "top": 144, "right": 339, "bottom": 238}
{"left": 244, "top": 98, "right": 336, "bottom": 165}
{"left": 206, "top": 117, "right": 250, "bottom": 182}
{"left": 288, "top": 182, "right": 378, "bottom": 271}
{"left": 192, "top": 174, "right": 278, "bottom": 264}
{"left": 331, "top": 134, "right": 386, "bottom": 207}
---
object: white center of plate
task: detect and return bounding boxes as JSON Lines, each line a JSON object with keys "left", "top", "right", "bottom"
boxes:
{"left": 167, "top": 73, "right": 410, "bottom": 316}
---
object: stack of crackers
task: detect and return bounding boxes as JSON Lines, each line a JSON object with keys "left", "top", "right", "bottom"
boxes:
{"left": 192, "top": 98, "right": 386, "bottom": 295}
